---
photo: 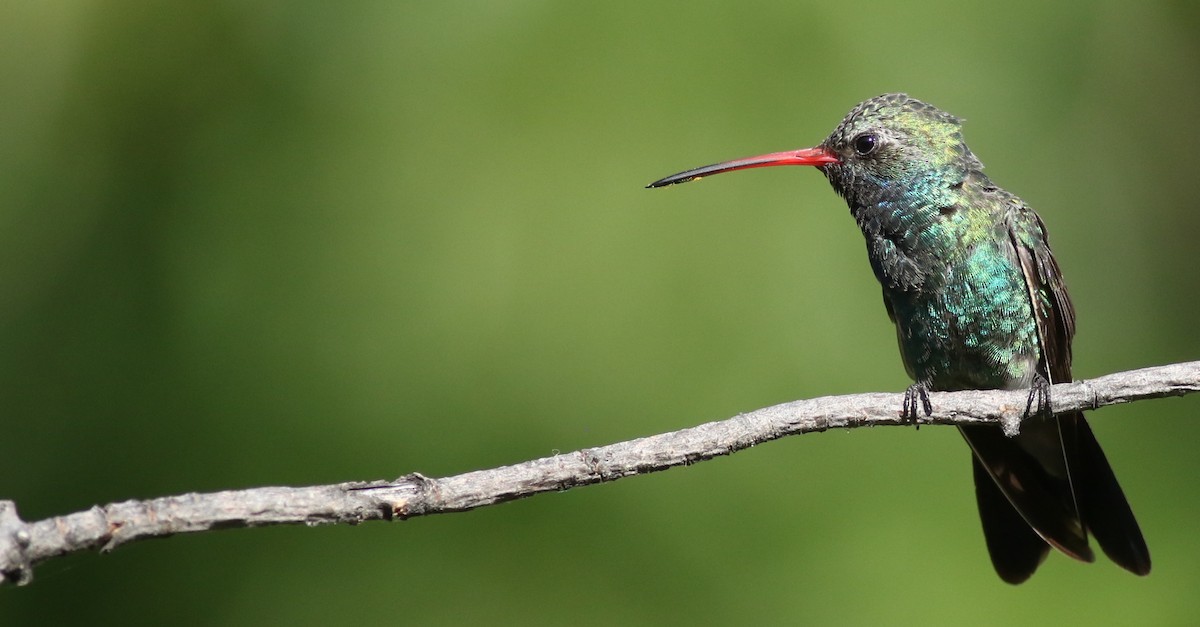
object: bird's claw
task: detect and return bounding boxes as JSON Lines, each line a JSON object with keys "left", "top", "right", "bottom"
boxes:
{"left": 902, "top": 382, "right": 933, "bottom": 428}
{"left": 1025, "top": 374, "right": 1052, "bottom": 419}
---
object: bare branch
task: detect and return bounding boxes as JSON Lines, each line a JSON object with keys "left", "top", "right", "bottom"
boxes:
{"left": 2, "top": 360, "right": 1197, "bottom": 586}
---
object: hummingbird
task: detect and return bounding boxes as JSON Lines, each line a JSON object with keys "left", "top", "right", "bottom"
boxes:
{"left": 647, "top": 93, "right": 1150, "bottom": 583}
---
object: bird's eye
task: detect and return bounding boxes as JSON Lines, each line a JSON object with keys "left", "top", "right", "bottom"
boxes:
{"left": 852, "top": 133, "right": 878, "bottom": 156}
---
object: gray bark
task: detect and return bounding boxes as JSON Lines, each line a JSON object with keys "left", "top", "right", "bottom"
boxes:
{"left": 2, "top": 360, "right": 1196, "bottom": 586}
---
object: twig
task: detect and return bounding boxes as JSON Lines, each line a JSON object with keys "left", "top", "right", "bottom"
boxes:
{"left": 2, "top": 360, "right": 1197, "bottom": 586}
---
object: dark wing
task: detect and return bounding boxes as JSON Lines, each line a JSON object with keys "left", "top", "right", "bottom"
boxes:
{"left": 1004, "top": 202, "right": 1149, "bottom": 576}
{"left": 1009, "top": 207, "right": 1074, "bottom": 385}
{"left": 959, "top": 201, "right": 1093, "bottom": 583}
{"left": 957, "top": 204, "right": 1091, "bottom": 581}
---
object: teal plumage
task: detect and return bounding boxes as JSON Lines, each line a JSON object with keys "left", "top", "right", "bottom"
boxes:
{"left": 649, "top": 93, "right": 1150, "bottom": 583}
{"left": 821, "top": 95, "right": 1042, "bottom": 391}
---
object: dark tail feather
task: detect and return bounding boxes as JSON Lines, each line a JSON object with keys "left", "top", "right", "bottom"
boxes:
{"left": 971, "top": 456, "right": 1051, "bottom": 584}
{"left": 1069, "top": 414, "right": 1152, "bottom": 576}
{"left": 959, "top": 424, "right": 1093, "bottom": 563}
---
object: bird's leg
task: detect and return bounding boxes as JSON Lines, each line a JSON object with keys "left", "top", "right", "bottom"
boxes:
{"left": 1024, "top": 373, "right": 1052, "bottom": 419}
{"left": 901, "top": 380, "right": 933, "bottom": 427}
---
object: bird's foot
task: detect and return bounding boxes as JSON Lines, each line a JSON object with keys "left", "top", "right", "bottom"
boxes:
{"left": 901, "top": 381, "right": 933, "bottom": 428}
{"left": 1024, "top": 374, "right": 1052, "bottom": 420}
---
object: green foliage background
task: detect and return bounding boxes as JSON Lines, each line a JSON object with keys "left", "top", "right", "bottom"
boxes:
{"left": 4, "top": 2, "right": 1199, "bottom": 624}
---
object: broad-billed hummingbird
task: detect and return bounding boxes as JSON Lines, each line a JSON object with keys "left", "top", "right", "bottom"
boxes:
{"left": 647, "top": 93, "right": 1150, "bottom": 583}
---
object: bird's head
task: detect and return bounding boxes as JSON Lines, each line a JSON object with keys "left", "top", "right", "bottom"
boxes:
{"left": 647, "top": 93, "right": 981, "bottom": 205}
{"left": 817, "top": 93, "right": 981, "bottom": 203}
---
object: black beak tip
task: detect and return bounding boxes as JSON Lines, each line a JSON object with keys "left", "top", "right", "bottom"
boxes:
{"left": 646, "top": 174, "right": 691, "bottom": 189}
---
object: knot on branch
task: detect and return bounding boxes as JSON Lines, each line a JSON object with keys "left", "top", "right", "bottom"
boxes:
{"left": 0, "top": 501, "right": 32, "bottom": 586}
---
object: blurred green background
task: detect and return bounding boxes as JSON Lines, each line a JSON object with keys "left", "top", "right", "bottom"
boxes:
{"left": 4, "top": 2, "right": 1199, "bottom": 624}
